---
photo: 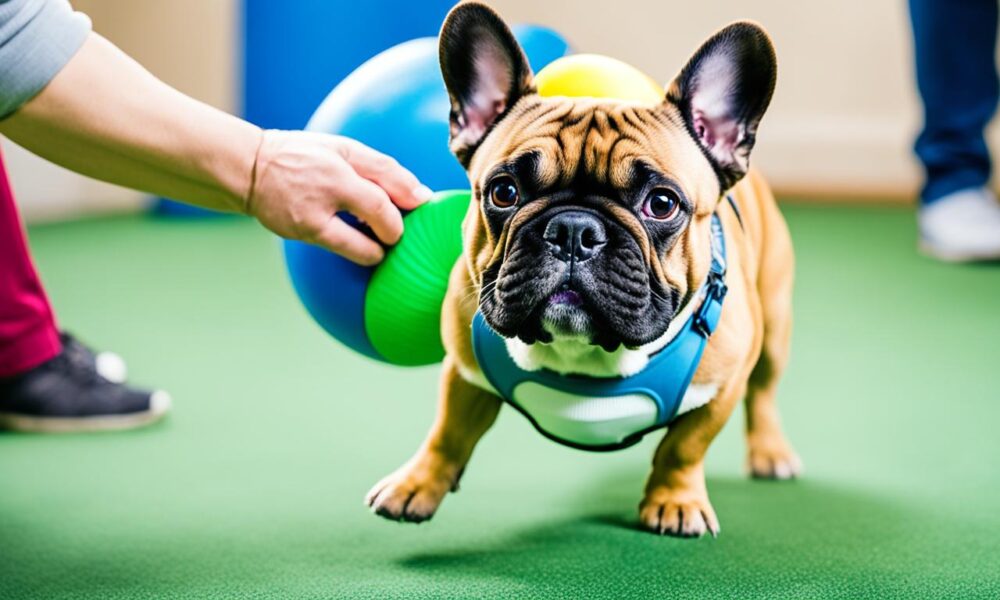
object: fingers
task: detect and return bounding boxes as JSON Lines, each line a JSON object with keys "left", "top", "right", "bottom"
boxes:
{"left": 309, "top": 215, "right": 385, "bottom": 267}
{"left": 250, "top": 131, "right": 434, "bottom": 264}
{"left": 339, "top": 139, "right": 433, "bottom": 210}
{"left": 337, "top": 171, "right": 404, "bottom": 245}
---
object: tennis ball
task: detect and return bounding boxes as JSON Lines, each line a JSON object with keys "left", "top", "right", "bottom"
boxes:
{"left": 535, "top": 54, "right": 664, "bottom": 103}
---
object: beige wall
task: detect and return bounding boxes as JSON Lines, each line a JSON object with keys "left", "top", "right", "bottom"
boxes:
{"left": 493, "top": 0, "right": 924, "bottom": 200}
{"left": 6, "top": 0, "right": 237, "bottom": 222}
{"left": 75, "top": 0, "right": 238, "bottom": 111}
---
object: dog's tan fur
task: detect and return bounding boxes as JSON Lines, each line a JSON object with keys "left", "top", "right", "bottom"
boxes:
{"left": 366, "top": 4, "right": 800, "bottom": 538}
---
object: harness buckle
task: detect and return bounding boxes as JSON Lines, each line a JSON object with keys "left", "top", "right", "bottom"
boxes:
{"left": 692, "top": 273, "right": 728, "bottom": 338}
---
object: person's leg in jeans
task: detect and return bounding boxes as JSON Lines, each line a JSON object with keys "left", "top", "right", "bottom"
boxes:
{"left": 0, "top": 146, "right": 170, "bottom": 432}
{"left": 910, "top": 0, "right": 1000, "bottom": 260}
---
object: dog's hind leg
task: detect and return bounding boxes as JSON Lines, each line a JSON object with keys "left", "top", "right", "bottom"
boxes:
{"left": 744, "top": 185, "right": 801, "bottom": 480}
{"left": 365, "top": 358, "right": 501, "bottom": 523}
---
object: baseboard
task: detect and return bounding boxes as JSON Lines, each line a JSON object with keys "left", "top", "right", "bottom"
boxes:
{"left": 754, "top": 114, "right": 922, "bottom": 203}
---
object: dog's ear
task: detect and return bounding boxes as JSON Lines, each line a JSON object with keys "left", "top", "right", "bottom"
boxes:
{"left": 666, "top": 22, "right": 776, "bottom": 191}
{"left": 440, "top": 2, "right": 535, "bottom": 166}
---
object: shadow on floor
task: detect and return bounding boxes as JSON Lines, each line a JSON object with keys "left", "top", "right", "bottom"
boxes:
{"left": 396, "top": 469, "right": 999, "bottom": 598}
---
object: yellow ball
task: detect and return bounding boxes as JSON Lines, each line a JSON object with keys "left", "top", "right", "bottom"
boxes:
{"left": 535, "top": 54, "right": 664, "bottom": 103}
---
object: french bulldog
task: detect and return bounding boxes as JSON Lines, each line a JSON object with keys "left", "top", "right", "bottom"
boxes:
{"left": 365, "top": 1, "right": 800, "bottom": 538}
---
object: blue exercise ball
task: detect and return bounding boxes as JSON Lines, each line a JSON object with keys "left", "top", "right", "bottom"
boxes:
{"left": 306, "top": 37, "right": 462, "bottom": 192}
{"left": 306, "top": 25, "right": 570, "bottom": 190}
{"left": 284, "top": 26, "right": 571, "bottom": 363}
{"left": 513, "top": 24, "right": 574, "bottom": 74}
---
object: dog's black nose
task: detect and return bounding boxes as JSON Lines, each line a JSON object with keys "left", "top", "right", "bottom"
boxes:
{"left": 543, "top": 211, "right": 607, "bottom": 262}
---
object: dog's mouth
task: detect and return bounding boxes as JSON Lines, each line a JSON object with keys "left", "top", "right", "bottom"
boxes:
{"left": 541, "top": 288, "right": 592, "bottom": 338}
{"left": 548, "top": 289, "right": 583, "bottom": 306}
{"left": 479, "top": 253, "right": 675, "bottom": 352}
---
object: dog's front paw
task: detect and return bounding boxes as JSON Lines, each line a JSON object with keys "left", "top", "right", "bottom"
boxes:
{"left": 639, "top": 486, "right": 720, "bottom": 538}
{"left": 364, "top": 456, "right": 460, "bottom": 523}
{"left": 747, "top": 435, "right": 802, "bottom": 480}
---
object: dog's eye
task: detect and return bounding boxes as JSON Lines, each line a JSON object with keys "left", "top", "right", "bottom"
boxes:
{"left": 489, "top": 176, "right": 519, "bottom": 208}
{"left": 643, "top": 189, "right": 682, "bottom": 221}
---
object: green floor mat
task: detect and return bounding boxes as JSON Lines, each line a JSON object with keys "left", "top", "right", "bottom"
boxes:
{"left": 1, "top": 204, "right": 998, "bottom": 599}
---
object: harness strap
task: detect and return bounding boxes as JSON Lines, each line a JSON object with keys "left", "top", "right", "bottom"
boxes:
{"left": 693, "top": 210, "right": 728, "bottom": 338}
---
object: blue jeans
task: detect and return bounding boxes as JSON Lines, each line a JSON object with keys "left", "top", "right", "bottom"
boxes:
{"left": 910, "top": 0, "right": 1000, "bottom": 204}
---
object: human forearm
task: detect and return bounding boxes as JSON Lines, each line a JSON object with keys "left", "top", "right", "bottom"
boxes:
{"left": 0, "top": 24, "right": 432, "bottom": 266}
{"left": 0, "top": 32, "right": 261, "bottom": 213}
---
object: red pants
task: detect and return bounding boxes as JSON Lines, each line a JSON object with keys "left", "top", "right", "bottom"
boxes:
{"left": 0, "top": 146, "right": 61, "bottom": 377}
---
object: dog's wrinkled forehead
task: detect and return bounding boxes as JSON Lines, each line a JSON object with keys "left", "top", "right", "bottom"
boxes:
{"left": 440, "top": 3, "right": 777, "bottom": 204}
{"left": 469, "top": 97, "right": 720, "bottom": 213}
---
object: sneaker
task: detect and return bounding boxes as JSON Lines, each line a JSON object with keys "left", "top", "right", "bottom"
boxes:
{"left": 0, "top": 348, "right": 171, "bottom": 433}
{"left": 919, "top": 187, "right": 1000, "bottom": 262}
{"left": 60, "top": 331, "right": 128, "bottom": 384}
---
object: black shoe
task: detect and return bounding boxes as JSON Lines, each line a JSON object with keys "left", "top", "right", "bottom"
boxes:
{"left": 0, "top": 346, "right": 170, "bottom": 433}
{"left": 60, "top": 331, "right": 128, "bottom": 384}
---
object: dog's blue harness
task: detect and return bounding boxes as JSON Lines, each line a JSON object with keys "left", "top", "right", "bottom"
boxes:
{"left": 472, "top": 211, "right": 730, "bottom": 452}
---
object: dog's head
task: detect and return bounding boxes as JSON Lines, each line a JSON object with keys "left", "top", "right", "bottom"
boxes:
{"left": 440, "top": 3, "right": 775, "bottom": 367}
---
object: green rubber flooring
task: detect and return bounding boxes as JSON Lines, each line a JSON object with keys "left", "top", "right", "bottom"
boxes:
{"left": 2, "top": 204, "right": 999, "bottom": 599}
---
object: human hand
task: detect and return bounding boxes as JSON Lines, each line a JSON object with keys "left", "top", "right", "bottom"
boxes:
{"left": 247, "top": 130, "right": 433, "bottom": 265}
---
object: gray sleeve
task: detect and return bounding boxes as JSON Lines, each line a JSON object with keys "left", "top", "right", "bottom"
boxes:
{"left": 0, "top": 0, "right": 91, "bottom": 119}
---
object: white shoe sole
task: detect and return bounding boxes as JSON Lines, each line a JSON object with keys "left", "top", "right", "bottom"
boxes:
{"left": 918, "top": 240, "right": 1000, "bottom": 263}
{"left": 0, "top": 390, "right": 171, "bottom": 433}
